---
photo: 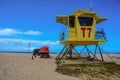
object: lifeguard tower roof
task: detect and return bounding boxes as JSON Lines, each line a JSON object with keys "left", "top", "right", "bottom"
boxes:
{"left": 56, "top": 10, "right": 107, "bottom": 26}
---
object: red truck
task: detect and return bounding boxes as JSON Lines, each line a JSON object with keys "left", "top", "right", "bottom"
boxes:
{"left": 39, "top": 46, "right": 50, "bottom": 58}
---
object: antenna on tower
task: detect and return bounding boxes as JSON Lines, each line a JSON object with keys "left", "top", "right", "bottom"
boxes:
{"left": 90, "top": 0, "right": 92, "bottom": 11}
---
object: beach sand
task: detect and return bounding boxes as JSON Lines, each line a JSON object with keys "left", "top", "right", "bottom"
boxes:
{"left": 0, "top": 53, "right": 79, "bottom": 80}
{"left": 0, "top": 53, "right": 120, "bottom": 80}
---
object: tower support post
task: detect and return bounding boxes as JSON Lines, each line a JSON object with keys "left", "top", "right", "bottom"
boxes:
{"left": 56, "top": 45, "right": 66, "bottom": 60}
{"left": 97, "top": 45, "right": 104, "bottom": 62}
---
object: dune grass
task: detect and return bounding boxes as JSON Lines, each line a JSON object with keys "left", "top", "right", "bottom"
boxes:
{"left": 56, "top": 63, "right": 120, "bottom": 80}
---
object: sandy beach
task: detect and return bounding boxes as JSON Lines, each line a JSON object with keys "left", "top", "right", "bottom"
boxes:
{"left": 0, "top": 53, "right": 120, "bottom": 80}
{"left": 0, "top": 53, "right": 79, "bottom": 80}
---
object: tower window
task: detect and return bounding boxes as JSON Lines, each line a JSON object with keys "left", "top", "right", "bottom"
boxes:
{"left": 78, "top": 17, "right": 93, "bottom": 26}
{"left": 69, "top": 16, "right": 75, "bottom": 28}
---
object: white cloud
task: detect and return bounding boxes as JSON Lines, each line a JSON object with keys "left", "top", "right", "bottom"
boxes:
{"left": 0, "top": 28, "right": 21, "bottom": 35}
{"left": 0, "top": 28, "right": 42, "bottom": 35}
{"left": 24, "top": 30, "right": 42, "bottom": 35}
{"left": 0, "top": 38, "right": 59, "bottom": 45}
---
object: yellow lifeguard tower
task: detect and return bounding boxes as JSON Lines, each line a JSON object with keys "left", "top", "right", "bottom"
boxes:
{"left": 56, "top": 10, "right": 107, "bottom": 63}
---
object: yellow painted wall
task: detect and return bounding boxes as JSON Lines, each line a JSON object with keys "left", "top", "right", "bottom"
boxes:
{"left": 68, "top": 14, "right": 96, "bottom": 41}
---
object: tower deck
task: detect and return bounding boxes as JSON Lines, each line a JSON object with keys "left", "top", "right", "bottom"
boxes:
{"left": 60, "top": 40, "right": 106, "bottom": 46}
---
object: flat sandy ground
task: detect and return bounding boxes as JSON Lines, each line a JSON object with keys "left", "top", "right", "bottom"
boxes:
{"left": 0, "top": 53, "right": 120, "bottom": 80}
{"left": 0, "top": 53, "right": 79, "bottom": 80}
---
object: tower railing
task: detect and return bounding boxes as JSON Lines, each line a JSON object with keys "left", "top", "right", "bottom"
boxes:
{"left": 59, "top": 27, "right": 68, "bottom": 42}
{"left": 95, "top": 28, "right": 106, "bottom": 40}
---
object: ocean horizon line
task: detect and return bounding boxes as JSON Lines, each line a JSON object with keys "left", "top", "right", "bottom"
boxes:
{"left": 0, "top": 51, "right": 120, "bottom": 54}
{"left": 0, "top": 51, "right": 58, "bottom": 54}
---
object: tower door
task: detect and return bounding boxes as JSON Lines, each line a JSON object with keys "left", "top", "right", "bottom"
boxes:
{"left": 68, "top": 16, "right": 76, "bottom": 40}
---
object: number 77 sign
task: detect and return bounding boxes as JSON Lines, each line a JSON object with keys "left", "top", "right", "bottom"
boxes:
{"left": 81, "top": 28, "right": 92, "bottom": 38}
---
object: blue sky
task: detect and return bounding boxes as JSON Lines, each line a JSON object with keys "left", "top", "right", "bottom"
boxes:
{"left": 0, "top": 0, "right": 120, "bottom": 52}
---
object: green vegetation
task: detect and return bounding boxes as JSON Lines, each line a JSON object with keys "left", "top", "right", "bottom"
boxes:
{"left": 56, "top": 63, "right": 120, "bottom": 80}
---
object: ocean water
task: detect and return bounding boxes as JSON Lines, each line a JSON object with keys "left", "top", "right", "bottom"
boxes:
{"left": 0, "top": 51, "right": 32, "bottom": 54}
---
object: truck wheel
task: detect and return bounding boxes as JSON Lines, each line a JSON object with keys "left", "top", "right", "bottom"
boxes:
{"left": 47, "top": 55, "right": 50, "bottom": 58}
{"left": 40, "top": 54, "right": 43, "bottom": 58}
